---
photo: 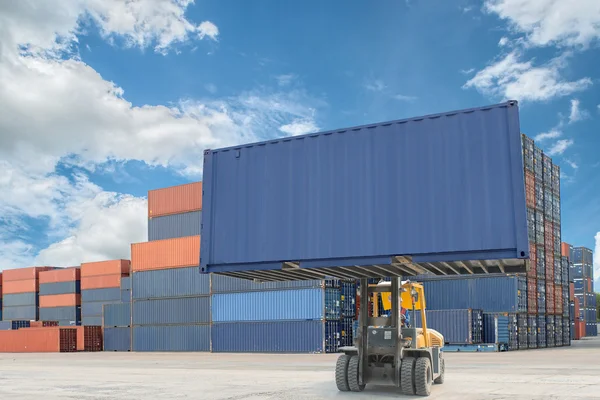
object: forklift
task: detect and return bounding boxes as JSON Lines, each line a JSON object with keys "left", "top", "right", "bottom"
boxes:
{"left": 335, "top": 277, "right": 445, "bottom": 396}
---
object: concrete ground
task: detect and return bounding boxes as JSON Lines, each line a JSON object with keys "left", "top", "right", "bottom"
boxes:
{"left": 0, "top": 337, "right": 599, "bottom": 399}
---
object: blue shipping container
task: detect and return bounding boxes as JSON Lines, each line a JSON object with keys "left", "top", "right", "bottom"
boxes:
{"left": 414, "top": 309, "right": 483, "bottom": 344}
{"left": 132, "top": 267, "right": 210, "bottom": 300}
{"left": 0, "top": 320, "right": 30, "bottom": 330}
{"left": 39, "top": 281, "right": 81, "bottom": 295}
{"left": 537, "top": 315, "right": 547, "bottom": 348}
{"left": 133, "top": 296, "right": 210, "bottom": 325}
{"left": 415, "top": 275, "right": 524, "bottom": 312}
{"left": 340, "top": 317, "right": 354, "bottom": 347}
{"left": 546, "top": 316, "right": 555, "bottom": 347}
{"left": 340, "top": 281, "right": 356, "bottom": 318}
{"left": 211, "top": 288, "right": 329, "bottom": 322}
{"left": 325, "top": 320, "right": 340, "bottom": 353}
{"left": 210, "top": 274, "right": 323, "bottom": 293}
{"left": 39, "top": 306, "right": 81, "bottom": 322}
{"left": 121, "top": 276, "right": 131, "bottom": 290}
{"left": 82, "top": 288, "right": 121, "bottom": 302}
{"left": 82, "top": 316, "right": 102, "bottom": 326}
{"left": 483, "top": 312, "right": 518, "bottom": 351}
{"left": 104, "top": 328, "right": 131, "bottom": 351}
{"left": 3, "top": 305, "right": 37, "bottom": 320}
{"left": 133, "top": 325, "right": 210, "bottom": 352}
{"left": 528, "top": 315, "right": 537, "bottom": 349}
{"left": 3, "top": 292, "right": 38, "bottom": 307}
{"left": 103, "top": 303, "right": 131, "bottom": 327}
{"left": 148, "top": 210, "right": 202, "bottom": 241}
{"left": 82, "top": 300, "right": 122, "bottom": 316}
{"left": 121, "top": 290, "right": 131, "bottom": 303}
{"left": 212, "top": 320, "right": 324, "bottom": 353}
{"left": 200, "top": 101, "right": 529, "bottom": 280}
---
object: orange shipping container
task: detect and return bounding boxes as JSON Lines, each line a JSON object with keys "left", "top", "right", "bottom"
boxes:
{"left": 132, "top": 235, "right": 200, "bottom": 272}
{"left": 148, "top": 181, "right": 202, "bottom": 218}
{"left": 39, "top": 267, "right": 81, "bottom": 284}
{"left": 39, "top": 294, "right": 81, "bottom": 307}
{"left": 81, "top": 275, "right": 123, "bottom": 290}
{"left": 81, "top": 260, "right": 130, "bottom": 278}
{"left": 561, "top": 242, "right": 571, "bottom": 259}
{"left": 3, "top": 266, "right": 55, "bottom": 282}
{"left": 0, "top": 327, "right": 76, "bottom": 352}
{"left": 3, "top": 280, "right": 38, "bottom": 294}
{"left": 569, "top": 282, "right": 575, "bottom": 301}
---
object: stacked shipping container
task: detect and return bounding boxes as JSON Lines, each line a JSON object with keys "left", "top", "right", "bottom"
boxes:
{"left": 81, "top": 260, "right": 130, "bottom": 326}
{"left": 569, "top": 246, "right": 597, "bottom": 337}
{"left": 39, "top": 267, "right": 81, "bottom": 326}
{"left": 2, "top": 267, "right": 54, "bottom": 320}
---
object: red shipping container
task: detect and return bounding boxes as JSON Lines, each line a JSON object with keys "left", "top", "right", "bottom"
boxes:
{"left": 131, "top": 236, "right": 200, "bottom": 272}
{"left": 148, "top": 181, "right": 202, "bottom": 218}
{"left": 76, "top": 326, "right": 103, "bottom": 352}
{"left": 81, "top": 275, "right": 123, "bottom": 290}
{"left": 586, "top": 277, "right": 592, "bottom": 292}
{"left": 546, "top": 281, "right": 555, "bottom": 314}
{"left": 574, "top": 298, "right": 581, "bottom": 320}
{"left": 81, "top": 260, "right": 130, "bottom": 278}
{"left": 525, "top": 171, "right": 535, "bottom": 208}
{"left": 30, "top": 321, "right": 59, "bottom": 328}
{"left": 3, "top": 266, "right": 55, "bottom": 282}
{"left": 3, "top": 280, "right": 38, "bottom": 294}
{"left": 527, "top": 278, "right": 537, "bottom": 314}
{"left": 554, "top": 285, "right": 563, "bottom": 315}
{"left": 528, "top": 243, "right": 537, "bottom": 278}
{"left": 39, "top": 294, "right": 81, "bottom": 307}
{"left": 561, "top": 242, "right": 571, "bottom": 259}
{"left": 0, "top": 327, "right": 76, "bottom": 352}
{"left": 569, "top": 282, "right": 575, "bottom": 301}
{"left": 39, "top": 267, "right": 80, "bottom": 284}
{"left": 575, "top": 321, "right": 585, "bottom": 340}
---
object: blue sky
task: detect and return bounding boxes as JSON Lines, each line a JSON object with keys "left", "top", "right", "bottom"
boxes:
{"left": 0, "top": 1, "right": 598, "bottom": 280}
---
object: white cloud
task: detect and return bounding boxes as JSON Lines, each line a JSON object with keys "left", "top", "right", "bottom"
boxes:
{"left": 547, "top": 139, "right": 574, "bottom": 156}
{"left": 534, "top": 130, "right": 561, "bottom": 141}
{"left": 279, "top": 118, "right": 319, "bottom": 136}
{"left": 463, "top": 51, "right": 592, "bottom": 102}
{"left": 205, "top": 83, "right": 217, "bottom": 93}
{"left": 365, "top": 80, "right": 387, "bottom": 92}
{"left": 392, "top": 94, "right": 417, "bottom": 102}
{"left": 197, "top": 21, "right": 219, "bottom": 41}
{"left": 498, "top": 36, "right": 509, "bottom": 46}
{"left": 463, "top": 6, "right": 474, "bottom": 13}
{"left": 484, "top": 0, "right": 600, "bottom": 48}
{"left": 460, "top": 68, "right": 476, "bottom": 75}
{"left": 276, "top": 74, "right": 297, "bottom": 87}
{"left": 569, "top": 99, "right": 589, "bottom": 123}
{"left": 564, "top": 158, "right": 579, "bottom": 169}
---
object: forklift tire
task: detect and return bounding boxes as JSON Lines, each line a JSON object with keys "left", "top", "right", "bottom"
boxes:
{"left": 400, "top": 356, "right": 416, "bottom": 395}
{"left": 347, "top": 355, "right": 365, "bottom": 392}
{"left": 415, "top": 357, "right": 433, "bottom": 396}
{"left": 335, "top": 354, "right": 351, "bottom": 392}
{"left": 434, "top": 357, "right": 445, "bottom": 384}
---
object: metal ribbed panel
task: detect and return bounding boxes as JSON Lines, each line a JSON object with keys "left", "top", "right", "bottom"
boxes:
{"left": 104, "top": 328, "right": 131, "bottom": 351}
{"left": 121, "top": 290, "right": 131, "bottom": 303}
{"left": 120, "top": 277, "right": 131, "bottom": 290}
{"left": 133, "top": 325, "right": 210, "bottom": 352}
{"left": 39, "top": 281, "right": 80, "bottom": 295}
{"left": 103, "top": 303, "right": 131, "bottom": 327}
{"left": 82, "top": 288, "right": 121, "bottom": 302}
{"left": 148, "top": 211, "right": 202, "bottom": 241}
{"left": 210, "top": 274, "right": 323, "bottom": 293}
{"left": 82, "top": 316, "right": 102, "bottom": 326}
{"left": 211, "top": 320, "right": 324, "bottom": 353}
{"left": 82, "top": 300, "right": 121, "bottom": 316}
{"left": 133, "top": 296, "right": 210, "bottom": 325}
{"left": 414, "top": 309, "right": 482, "bottom": 344}
{"left": 39, "top": 306, "right": 81, "bottom": 321}
{"left": 3, "top": 306, "right": 37, "bottom": 320}
{"left": 211, "top": 288, "right": 324, "bottom": 322}
{"left": 201, "top": 101, "right": 529, "bottom": 280}
{"left": 2, "top": 293, "right": 37, "bottom": 307}
{"left": 132, "top": 267, "right": 209, "bottom": 300}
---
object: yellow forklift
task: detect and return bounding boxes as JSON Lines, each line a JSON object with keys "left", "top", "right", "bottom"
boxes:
{"left": 335, "top": 277, "right": 445, "bottom": 396}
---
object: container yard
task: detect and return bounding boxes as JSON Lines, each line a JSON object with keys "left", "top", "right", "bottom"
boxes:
{"left": 0, "top": 101, "right": 598, "bottom": 398}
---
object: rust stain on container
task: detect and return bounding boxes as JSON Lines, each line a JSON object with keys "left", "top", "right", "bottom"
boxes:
{"left": 3, "top": 280, "right": 38, "bottom": 294}
{"left": 131, "top": 236, "right": 200, "bottom": 272}
{"left": 39, "top": 293, "right": 81, "bottom": 307}
{"left": 81, "top": 275, "right": 123, "bottom": 290}
{"left": 39, "top": 267, "right": 81, "bottom": 284}
{"left": 81, "top": 260, "right": 130, "bottom": 278}
{"left": 0, "top": 327, "right": 77, "bottom": 352}
{"left": 3, "top": 266, "right": 55, "bottom": 282}
{"left": 148, "top": 181, "right": 202, "bottom": 218}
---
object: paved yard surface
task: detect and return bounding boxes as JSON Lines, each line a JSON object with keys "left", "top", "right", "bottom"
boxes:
{"left": 0, "top": 336, "right": 599, "bottom": 399}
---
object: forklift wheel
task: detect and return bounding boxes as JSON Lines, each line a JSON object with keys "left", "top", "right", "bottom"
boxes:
{"left": 335, "top": 354, "right": 351, "bottom": 392}
{"left": 347, "top": 355, "right": 365, "bottom": 392}
{"left": 400, "top": 356, "right": 415, "bottom": 395}
{"left": 414, "top": 357, "right": 433, "bottom": 396}
{"left": 434, "top": 357, "right": 445, "bottom": 384}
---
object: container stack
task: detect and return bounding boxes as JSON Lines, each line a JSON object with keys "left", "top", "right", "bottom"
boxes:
{"left": 81, "top": 260, "right": 131, "bottom": 326}
{"left": 103, "top": 303, "right": 132, "bottom": 351}
{"left": 131, "top": 235, "right": 209, "bottom": 352}
{"left": 147, "top": 182, "right": 202, "bottom": 241}
{"left": 39, "top": 267, "right": 81, "bottom": 326}
{"left": 211, "top": 275, "right": 339, "bottom": 353}
{"left": 2, "top": 267, "right": 55, "bottom": 321}
{"left": 569, "top": 246, "right": 597, "bottom": 337}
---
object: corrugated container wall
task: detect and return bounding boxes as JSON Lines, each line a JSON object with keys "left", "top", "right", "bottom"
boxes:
{"left": 148, "top": 181, "right": 202, "bottom": 218}
{"left": 82, "top": 288, "right": 121, "bottom": 302}
{"left": 103, "top": 303, "right": 131, "bottom": 327}
{"left": 200, "top": 101, "right": 529, "bottom": 278}
{"left": 132, "top": 267, "right": 209, "bottom": 300}
{"left": 133, "top": 325, "right": 210, "bottom": 352}
{"left": 104, "top": 328, "right": 131, "bottom": 351}
{"left": 39, "top": 267, "right": 80, "bottom": 283}
{"left": 39, "top": 281, "right": 81, "bottom": 295}
{"left": 2, "top": 266, "right": 55, "bottom": 281}
{"left": 211, "top": 320, "right": 324, "bottom": 353}
{"left": 133, "top": 297, "right": 210, "bottom": 325}
{"left": 131, "top": 236, "right": 200, "bottom": 272}
{"left": 211, "top": 274, "right": 323, "bottom": 293}
{"left": 81, "top": 260, "right": 130, "bottom": 278}
{"left": 413, "top": 309, "right": 483, "bottom": 344}
{"left": 148, "top": 211, "right": 202, "bottom": 241}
